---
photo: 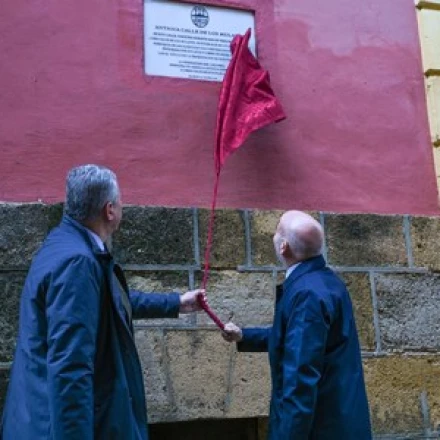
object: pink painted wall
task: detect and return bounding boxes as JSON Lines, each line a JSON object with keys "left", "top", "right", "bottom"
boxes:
{"left": 0, "top": 0, "right": 438, "bottom": 214}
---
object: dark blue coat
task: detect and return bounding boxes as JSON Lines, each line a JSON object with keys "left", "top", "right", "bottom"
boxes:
{"left": 238, "top": 256, "right": 372, "bottom": 440}
{"left": 1, "top": 216, "right": 181, "bottom": 440}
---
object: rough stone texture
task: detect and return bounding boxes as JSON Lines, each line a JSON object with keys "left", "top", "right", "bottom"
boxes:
{"left": 326, "top": 214, "right": 407, "bottom": 267}
{"left": 0, "top": 204, "right": 50, "bottom": 267}
{"left": 338, "top": 272, "right": 375, "bottom": 350}
{"left": 429, "top": 357, "right": 440, "bottom": 435}
{"left": 165, "top": 330, "right": 231, "bottom": 420}
{"left": 250, "top": 210, "right": 284, "bottom": 266}
{"left": 135, "top": 329, "right": 174, "bottom": 423}
{"left": 364, "top": 356, "right": 440, "bottom": 435}
{"left": 250, "top": 210, "right": 320, "bottom": 266}
{"left": 375, "top": 273, "right": 440, "bottom": 350}
{"left": 227, "top": 352, "right": 270, "bottom": 417}
{"left": 137, "top": 329, "right": 271, "bottom": 424}
{"left": 2, "top": 204, "right": 440, "bottom": 437}
{"left": 411, "top": 216, "right": 440, "bottom": 271}
{"left": 196, "top": 271, "right": 274, "bottom": 327}
{"left": 198, "top": 209, "right": 246, "bottom": 269}
{"left": 112, "top": 207, "right": 194, "bottom": 265}
{"left": 127, "top": 271, "right": 191, "bottom": 327}
{"left": 0, "top": 369, "right": 10, "bottom": 415}
{"left": 46, "top": 203, "right": 64, "bottom": 232}
{"left": 0, "top": 273, "right": 26, "bottom": 362}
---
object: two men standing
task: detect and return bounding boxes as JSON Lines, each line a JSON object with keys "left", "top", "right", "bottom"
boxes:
{"left": 1, "top": 164, "right": 371, "bottom": 439}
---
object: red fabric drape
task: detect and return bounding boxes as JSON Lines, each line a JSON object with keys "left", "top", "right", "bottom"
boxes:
{"left": 215, "top": 28, "right": 286, "bottom": 173}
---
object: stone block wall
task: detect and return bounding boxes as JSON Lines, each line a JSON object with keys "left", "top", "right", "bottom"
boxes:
{"left": 1, "top": 204, "right": 440, "bottom": 439}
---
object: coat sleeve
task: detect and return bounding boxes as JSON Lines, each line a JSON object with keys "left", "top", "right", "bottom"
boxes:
{"left": 237, "top": 327, "right": 271, "bottom": 352}
{"left": 46, "top": 256, "right": 101, "bottom": 440}
{"left": 129, "top": 290, "right": 181, "bottom": 320}
{"left": 277, "top": 290, "right": 329, "bottom": 440}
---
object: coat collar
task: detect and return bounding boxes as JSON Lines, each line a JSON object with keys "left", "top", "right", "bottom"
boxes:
{"left": 283, "top": 255, "right": 326, "bottom": 290}
{"left": 276, "top": 255, "right": 326, "bottom": 301}
{"left": 61, "top": 215, "right": 112, "bottom": 261}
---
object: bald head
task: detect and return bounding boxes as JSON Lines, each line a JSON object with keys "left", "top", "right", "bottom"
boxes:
{"left": 274, "top": 211, "right": 324, "bottom": 264}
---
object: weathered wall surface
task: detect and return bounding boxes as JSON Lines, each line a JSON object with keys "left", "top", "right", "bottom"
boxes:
{"left": 0, "top": 0, "right": 438, "bottom": 214}
{"left": 1, "top": 204, "right": 440, "bottom": 439}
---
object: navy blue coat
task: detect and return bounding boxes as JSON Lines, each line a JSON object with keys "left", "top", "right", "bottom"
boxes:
{"left": 238, "top": 256, "right": 372, "bottom": 440}
{"left": 1, "top": 216, "right": 181, "bottom": 440}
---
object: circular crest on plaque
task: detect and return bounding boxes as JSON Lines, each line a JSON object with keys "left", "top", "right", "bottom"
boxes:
{"left": 191, "top": 6, "right": 209, "bottom": 28}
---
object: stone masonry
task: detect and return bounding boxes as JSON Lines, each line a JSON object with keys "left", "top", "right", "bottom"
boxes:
{"left": 1, "top": 204, "right": 440, "bottom": 439}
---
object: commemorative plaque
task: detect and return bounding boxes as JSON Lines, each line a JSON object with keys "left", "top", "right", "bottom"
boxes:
{"left": 144, "top": 0, "right": 256, "bottom": 82}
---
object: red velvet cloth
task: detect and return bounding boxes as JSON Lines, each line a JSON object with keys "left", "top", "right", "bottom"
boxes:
{"left": 215, "top": 28, "right": 286, "bottom": 173}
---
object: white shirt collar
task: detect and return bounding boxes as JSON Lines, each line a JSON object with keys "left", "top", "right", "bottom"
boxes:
{"left": 285, "top": 262, "right": 301, "bottom": 279}
{"left": 88, "top": 230, "right": 105, "bottom": 251}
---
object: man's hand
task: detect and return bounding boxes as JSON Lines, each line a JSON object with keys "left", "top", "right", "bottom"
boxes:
{"left": 179, "top": 289, "right": 205, "bottom": 313}
{"left": 222, "top": 322, "right": 243, "bottom": 343}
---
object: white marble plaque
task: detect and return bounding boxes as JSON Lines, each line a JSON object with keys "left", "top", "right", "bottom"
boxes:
{"left": 144, "top": 0, "right": 256, "bottom": 82}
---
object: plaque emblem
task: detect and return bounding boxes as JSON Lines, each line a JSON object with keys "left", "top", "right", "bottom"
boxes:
{"left": 191, "top": 6, "right": 209, "bottom": 28}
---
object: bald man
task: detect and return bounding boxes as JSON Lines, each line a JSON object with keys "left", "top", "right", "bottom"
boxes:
{"left": 223, "top": 211, "right": 372, "bottom": 440}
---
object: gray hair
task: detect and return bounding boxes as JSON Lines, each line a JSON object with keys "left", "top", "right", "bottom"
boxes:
{"left": 64, "top": 164, "right": 120, "bottom": 222}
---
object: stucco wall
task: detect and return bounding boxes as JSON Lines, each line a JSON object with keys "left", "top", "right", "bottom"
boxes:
{"left": 0, "top": 0, "right": 438, "bottom": 214}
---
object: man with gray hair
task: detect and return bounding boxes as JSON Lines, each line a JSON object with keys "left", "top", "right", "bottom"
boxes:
{"left": 1, "top": 164, "right": 204, "bottom": 440}
{"left": 223, "top": 210, "right": 372, "bottom": 439}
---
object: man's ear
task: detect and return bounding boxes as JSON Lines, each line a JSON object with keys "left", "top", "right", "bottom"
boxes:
{"left": 103, "top": 201, "right": 115, "bottom": 221}
{"left": 281, "top": 241, "right": 293, "bottom": 258}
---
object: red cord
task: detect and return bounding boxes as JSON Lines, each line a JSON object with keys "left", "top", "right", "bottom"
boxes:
{"left": 201, "top": 169, "right": 221, "bottom": 291}
{"left": 198, "top": 169, "right": 226, "bottom": 330}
